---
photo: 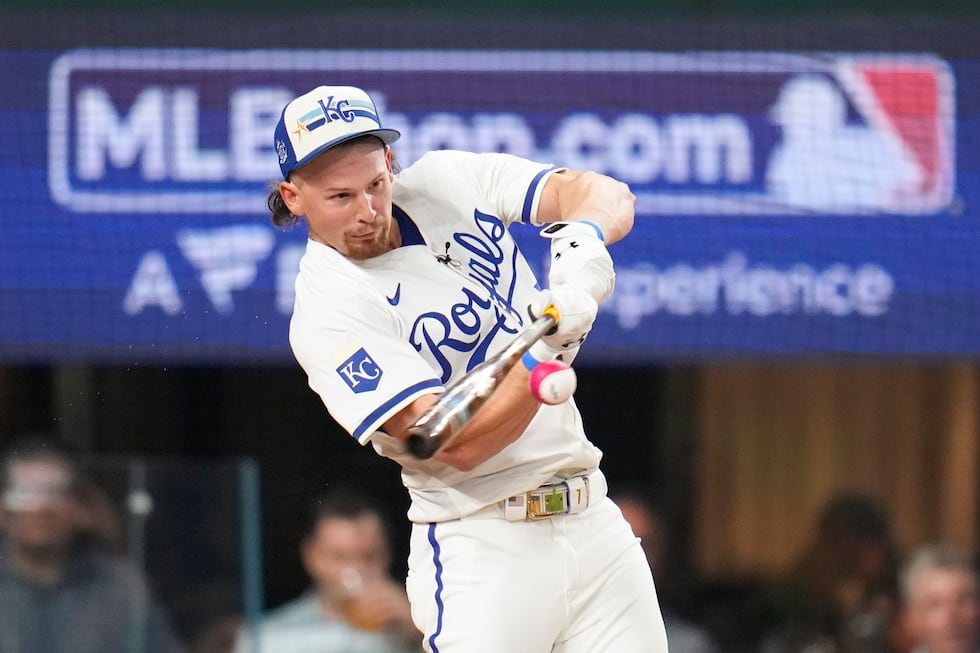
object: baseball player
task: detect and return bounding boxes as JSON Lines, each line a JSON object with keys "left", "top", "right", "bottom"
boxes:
{"left": 270, "top": 85, "right": 668, "bottom": 653}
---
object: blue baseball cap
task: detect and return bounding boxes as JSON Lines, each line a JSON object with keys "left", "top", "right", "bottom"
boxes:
{"left": 274, "top": 85, "right": 401, "bottom": 179}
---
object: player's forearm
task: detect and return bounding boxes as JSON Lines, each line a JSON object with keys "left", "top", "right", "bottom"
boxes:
{"left": 380, "top": 370, "right": 540, "bottom": 471}
{"left": 545, "top": 170, "right": 635, "bottom": 244}
{"left": 434, "top": 368, "right": 541, "bottom": 471}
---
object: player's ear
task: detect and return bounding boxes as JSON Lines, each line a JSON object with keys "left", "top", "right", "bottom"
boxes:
{"left": 279, "top": 180, "right": 303, "bottom": 216}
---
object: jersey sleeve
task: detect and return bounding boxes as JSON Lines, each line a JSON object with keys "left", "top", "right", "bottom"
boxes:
{"left": 399, "top": 150, "right": 564, "bottom": 227}
{"left": 289, "top": 263, "right": 443, "bottom": 445}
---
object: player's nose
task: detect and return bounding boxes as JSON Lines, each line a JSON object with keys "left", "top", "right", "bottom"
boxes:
{"left": 352, "top": 191, "right": 377, "bottom": 222}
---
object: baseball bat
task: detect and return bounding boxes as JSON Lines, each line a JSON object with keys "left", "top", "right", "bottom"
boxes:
{"left": 404, "top": 306, "right": 560, "bottom": 460}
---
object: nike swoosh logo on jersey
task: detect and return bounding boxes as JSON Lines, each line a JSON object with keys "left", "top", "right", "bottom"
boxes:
{"left": 386, "top": 283, "right": 402, "bottom": 306}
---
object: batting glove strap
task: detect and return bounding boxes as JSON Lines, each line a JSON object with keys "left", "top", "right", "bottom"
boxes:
{"left": 541, "top": 221, "right": 616, "bottom": 304}
{"left": 525, "top": 340, "right": 581, "bottom": 370}
{"left": 541, "top": 220, "right": 605, "bottom": 242}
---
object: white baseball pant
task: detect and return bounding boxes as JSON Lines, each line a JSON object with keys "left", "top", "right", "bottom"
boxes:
{"left": 406, "top": 493, "right": 668, "bottom": 653}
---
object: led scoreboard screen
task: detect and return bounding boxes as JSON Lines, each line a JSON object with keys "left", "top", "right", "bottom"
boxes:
{"left": 0, "top": 49, "right": 977, "bottom": 363}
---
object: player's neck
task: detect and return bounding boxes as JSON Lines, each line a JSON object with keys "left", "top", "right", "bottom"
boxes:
{"left": 387, "top": 215, "right": 402, "bottom": 251}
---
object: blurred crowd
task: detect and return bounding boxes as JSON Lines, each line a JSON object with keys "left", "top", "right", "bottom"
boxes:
{"left": 0, "top": 436, "right": 184, "bottom": 653}
{"left": 1, "top": 435, "right": 977, "bottom": 653}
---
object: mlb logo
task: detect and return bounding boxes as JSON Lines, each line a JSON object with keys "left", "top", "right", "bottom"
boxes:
{"left": 765, "top": 55, "right": 954, "bottom": 214}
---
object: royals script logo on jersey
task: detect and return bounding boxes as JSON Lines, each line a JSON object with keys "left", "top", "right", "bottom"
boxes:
{"left": 408, "top": 210, "right": 526, "bottom": 384}
{"left": 336, "top": 347, "right": 383, "bottom": 393}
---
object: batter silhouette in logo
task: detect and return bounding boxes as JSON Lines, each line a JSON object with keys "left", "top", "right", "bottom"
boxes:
{"left": 765, "top": 75, "right": 921, "bottom": 213}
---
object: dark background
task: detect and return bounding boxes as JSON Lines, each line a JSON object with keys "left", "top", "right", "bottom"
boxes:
{"left": 0, "top": 363, "right": 680, "bottom": 609}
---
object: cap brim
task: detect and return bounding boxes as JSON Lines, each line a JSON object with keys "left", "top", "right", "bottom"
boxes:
{"left": 291, "top": 128, "right": 401, "bottom": 177}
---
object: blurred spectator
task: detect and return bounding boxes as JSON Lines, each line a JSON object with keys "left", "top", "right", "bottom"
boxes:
{"left": 173, "top": 579, "right": 244, "bottom": 653}
{"left": 0, "top": 434, "right": 185, "bottom": 653}
{"left": 235, "top": 490, "right": 421, "bottom": 653}
{"left": 613, "top": 489, "right": 721, "bottom": 653}
{"left": 74, "top": 473, "right": 126, "bottom": 553}
{"left": 759, "top": 491, "right": 903, "bottom": 653}
{"left": 899, "top": 543, "right": 980, "bottom": 653}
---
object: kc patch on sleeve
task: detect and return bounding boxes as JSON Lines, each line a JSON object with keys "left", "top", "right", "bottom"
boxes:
{"left": 336, "top": 347, "right": 383, "bottom": 393}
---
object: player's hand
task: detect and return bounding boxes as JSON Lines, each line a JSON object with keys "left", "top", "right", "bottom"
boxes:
{"left": 528, "top": 285, "right": 598, "bottom": 354}
{"left": 541, "top": 221, "right": 616, "bottom": 303}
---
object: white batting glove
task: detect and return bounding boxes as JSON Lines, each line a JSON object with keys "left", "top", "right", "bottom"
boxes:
{"left": 526, "top": 338, "right": 582, "bottom": 368}
{"left": 527, "top": 285, "right": 597, "bottom": 360}
{"left": 541, "top": 221, "right": 616, "bottom": 304}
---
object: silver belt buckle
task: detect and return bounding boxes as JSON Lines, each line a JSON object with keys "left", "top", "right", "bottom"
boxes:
{"left": 527, "top": 484, "right": 568, "bottom": 520}
{"left": 503, "top": 474, "right": 592, "bottom": 522}
{"left": 526, "top": 476, "right": 590, "bottom": 520}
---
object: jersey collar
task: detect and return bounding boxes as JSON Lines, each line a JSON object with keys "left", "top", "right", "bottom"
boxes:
{"left": 392, "top": 204, "right": 425, "bottom": 247}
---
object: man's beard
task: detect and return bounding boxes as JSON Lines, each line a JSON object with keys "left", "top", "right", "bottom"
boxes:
{"left": 344, "top": 217, "right": 396, "bottom": 260}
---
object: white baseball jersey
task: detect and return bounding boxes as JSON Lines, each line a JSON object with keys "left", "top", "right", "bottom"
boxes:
{"left": 289, "top": 150, "right": 602, "bottom": 523}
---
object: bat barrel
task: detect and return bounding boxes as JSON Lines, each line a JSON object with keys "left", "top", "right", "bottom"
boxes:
{"left": 404, "top": 309, "right": 558, "bottom": 460}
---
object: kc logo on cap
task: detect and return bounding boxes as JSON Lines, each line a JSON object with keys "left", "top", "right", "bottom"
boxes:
{"left": 274, "top": 85, "right": 400, "bottom": 179}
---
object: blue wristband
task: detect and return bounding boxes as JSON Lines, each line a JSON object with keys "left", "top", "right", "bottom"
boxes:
{"left": 522, "top": 351, "right": 540, "bottom": 371}
{"left": 581, "top": 221, "right": 605, "bottom": 242}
